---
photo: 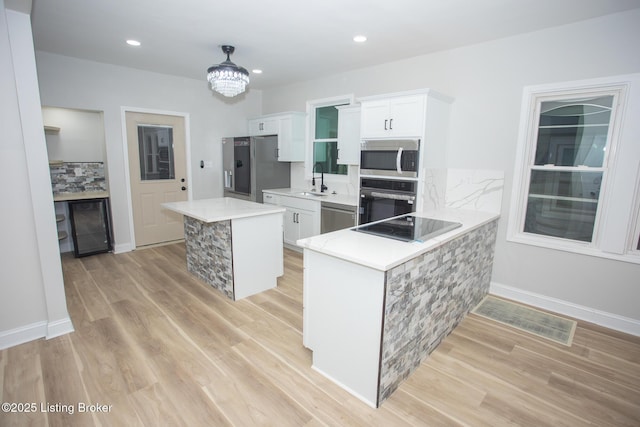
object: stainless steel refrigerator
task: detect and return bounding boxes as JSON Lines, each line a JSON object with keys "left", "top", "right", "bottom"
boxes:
{"left": 222, "top": 136, "right": 291, "bottom": 203}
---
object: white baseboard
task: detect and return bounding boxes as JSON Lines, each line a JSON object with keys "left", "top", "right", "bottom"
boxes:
{"left": 113, "top": 242, "right": 133, "bottom": 254}
{"left": 47, "top": 317, "right": 75, "bottom": 339}
{"left": 490, "top": 281, "right": 640, "bottom": 337}
{"left": 311, "top": 365, "right": 378, "bottom": 409}
{"left": 0, "top": 321, "right": 46, "bottom": 350}
{"left": 1, "top": 317, "right": 75, "bottom": 350}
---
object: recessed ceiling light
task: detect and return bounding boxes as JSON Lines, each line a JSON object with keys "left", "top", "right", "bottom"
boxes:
{"left": 126, "top": 40, "right": 141, "bottom": 46}
{"left": 353, "top": 35, "right": 367, "bottom": 43}
{"left": 252, "top": 69, "right": 263, "bottom": 74}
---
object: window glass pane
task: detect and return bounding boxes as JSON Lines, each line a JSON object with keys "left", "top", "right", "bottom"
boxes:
{"left": 525, "top": 170, "right": 602, "bottom": 242}
{"left": 138, "top": 126, "right": 175, "bottom": 180}
{"left": 535, "top": 96, "right": 612, "bottom": 167}
{"left": 313, "top": 141, "right": 347, "bottom": 175}
{"left": 315, "top": 106, "right": 339, "bottom": 139}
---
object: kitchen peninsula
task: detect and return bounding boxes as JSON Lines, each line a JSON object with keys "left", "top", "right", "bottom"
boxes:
{"left": 298, "top": 208, "right": 499, "bottom": 407}
{"left": 162, "top": 198, "right": 286, "bottom": 300}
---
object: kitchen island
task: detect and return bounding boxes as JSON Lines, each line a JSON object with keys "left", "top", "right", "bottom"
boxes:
{"left": 297, "top": 208, "right": 499, "bottom": 407}
{"left": 162, "top": 198, "right": 286, "bottom": 300}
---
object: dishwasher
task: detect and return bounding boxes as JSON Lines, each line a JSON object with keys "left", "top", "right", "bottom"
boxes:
{"left": 321, "top": 201, "right": 357, "bottom": 234}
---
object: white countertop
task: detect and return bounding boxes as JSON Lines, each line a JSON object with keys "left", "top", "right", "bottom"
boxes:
{"left": 263, "top": 188, "right": 358, "bottom": 207}
{"left": 162, "top": 197, "right": 285, "bottom": 223}
{"left": 297, "top": 208, "right": 499, "bottom": 271}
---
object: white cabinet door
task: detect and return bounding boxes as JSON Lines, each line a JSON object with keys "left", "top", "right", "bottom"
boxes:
{"left": 276, "top": 115, "right": 295, "bottom": 161}
{"left": 283, "top": 208, "right": 316, "bottom": 244}
{"left": 360, "top": 100, "right": 390, "bottom": 138}
{"left": 283, "top": 207, "right": 299, "bottom": 246}
{"left": 276, "top": 113, "right": 306, "bottom": 162}
{"left": 337, "top": 105, "right": 361, "bottom": 165}
{"left": 388, "top": 95, "right": 425, "bottom": 137}
{"left": 248, "top": 117, "right": 278, "bottom": 136}
{"left": 296, "top": 209, "right": 317, "bottom": 240}
{"left": 248, "top": 113, "right": 306, "bottom": 161}
{"left": 276, "top": 194, "right": 320, "bottom": 246}
{"left": 360, "top": 95, "right": 426, "bottom": 139}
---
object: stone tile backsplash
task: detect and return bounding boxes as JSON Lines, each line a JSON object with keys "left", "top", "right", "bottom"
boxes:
{"left": 378, "top": 219, "right": 499, "bottom": 404}
{"left": 183, "top": 216, "right": 235, "bottom": 300}
{"left": 50, "top": 162, "right": 106, "bottom": 194}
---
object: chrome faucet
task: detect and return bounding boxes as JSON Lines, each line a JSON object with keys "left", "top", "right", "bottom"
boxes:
{"left": 312, "top": 163, "right": 327, "bottom": 192}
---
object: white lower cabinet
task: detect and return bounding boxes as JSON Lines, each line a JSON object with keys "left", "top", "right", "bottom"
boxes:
{"left": 283, "top": 207, "right": 316, "bottom": 245}
{"left": 303, "top": 249, "right": 385, "bottom": 407}
{"left": 264, "top": 193, "right": 320, "bottom": 247}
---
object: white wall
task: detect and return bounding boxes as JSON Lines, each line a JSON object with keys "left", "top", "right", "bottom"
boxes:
{"left": 35, "top": 52, "right": 262, "bottom": 252}
{"left": 261, "top": 10, "right": 640, "bottom": 328}
{"left": 42, "top": 107, "right": 105, "bottom": 162}
{"left": 1, "top": 3, "right": 72, "bottom": 349}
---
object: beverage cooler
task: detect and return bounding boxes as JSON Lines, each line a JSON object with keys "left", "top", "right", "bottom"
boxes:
{"left": 67, "top": 198, "right": 113, "bottom": 257}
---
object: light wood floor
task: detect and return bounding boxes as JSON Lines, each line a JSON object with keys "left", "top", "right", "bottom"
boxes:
{"left": 1, "top": 243, "right": 639, "bottom": 426}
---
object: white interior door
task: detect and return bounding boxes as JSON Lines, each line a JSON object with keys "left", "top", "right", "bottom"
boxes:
{"left": 126, "top": 111, "right": 188, "bottom": 247}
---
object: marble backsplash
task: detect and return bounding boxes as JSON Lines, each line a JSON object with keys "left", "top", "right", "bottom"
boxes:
{"left": 444, "top": 168, "right": 504, "bottom": 214}
{"left": 292, "top": 163, "right": 504, "bottom": 215}
{"left": 421, "top": 168, "right": 504, "bottom": 214}
{"left": 50, "top": 162, "right": 107, "bottom": 195}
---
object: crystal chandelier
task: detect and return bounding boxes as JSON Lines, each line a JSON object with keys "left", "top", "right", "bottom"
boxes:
{"left": 207, "top": 45, "right": 250, "bottom": 97}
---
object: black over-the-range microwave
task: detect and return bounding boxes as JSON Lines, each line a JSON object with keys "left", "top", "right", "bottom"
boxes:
{"left": 359, "top": 139, "right": 419, "bottom": 178}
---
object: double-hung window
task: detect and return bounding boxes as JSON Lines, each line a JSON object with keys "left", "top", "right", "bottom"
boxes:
{"left": 508, "top": 75, "right": 640, "bottom": 263}
{"left": 523, "top": 94, "right": 613, "bottom": 242}
{"left": 313, "top": 105, "right": 348, "bottom": 175}
{"left": 307, "top": 96, "right": 353, "bottom": 178}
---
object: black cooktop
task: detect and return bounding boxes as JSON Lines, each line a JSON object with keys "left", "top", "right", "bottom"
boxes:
{"left": 354, "top": 214, "right": 462, "bottom": 242}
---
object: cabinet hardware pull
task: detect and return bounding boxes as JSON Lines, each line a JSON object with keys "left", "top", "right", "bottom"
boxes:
{"left": 384, "top": 119, "right": 388, "bottom": 130}
{"left": 389, "top": 118, "right": 393, "bottom": 130}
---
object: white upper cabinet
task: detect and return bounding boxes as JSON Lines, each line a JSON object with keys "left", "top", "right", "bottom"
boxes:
{"left": 336, "top": 105, "right": 361, "bottom": 165}
{"left": 248, "top": 112, "right": 306, "bottom": 162}
{"left": 360, "top": 94, "right": 426, "bottom": 139}
{"left": 248, "top": 117, "right": 279, "bottom": 136}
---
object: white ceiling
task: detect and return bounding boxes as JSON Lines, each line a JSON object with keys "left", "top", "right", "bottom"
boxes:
{"left": 29, "top": 0, "right": 640, "bottom": 90}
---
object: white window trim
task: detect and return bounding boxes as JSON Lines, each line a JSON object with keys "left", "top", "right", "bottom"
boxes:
{"left": 507, "top": 74, "right": 640, "bottom": 265}
{"left": 305, "top": 94, "right": 355, "bottom": 183}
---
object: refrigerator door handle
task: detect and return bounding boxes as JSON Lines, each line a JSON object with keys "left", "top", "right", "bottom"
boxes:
{"left": 224, "top": 170, "right": 233, "bottom": 189}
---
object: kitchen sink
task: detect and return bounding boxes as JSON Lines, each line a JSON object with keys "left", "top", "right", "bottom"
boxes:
{"left": 297, "top": 191, "right": 327, "bottom": 197}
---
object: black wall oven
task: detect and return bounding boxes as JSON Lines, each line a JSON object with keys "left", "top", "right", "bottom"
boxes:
{"left": 360, "top": 139, "right": 419, "bottom": 178}
{"left": 358, "top": 178, "right": 417, "bottom": 225}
